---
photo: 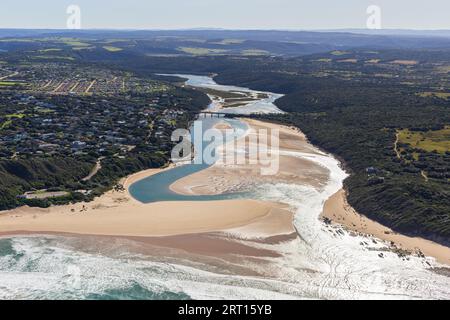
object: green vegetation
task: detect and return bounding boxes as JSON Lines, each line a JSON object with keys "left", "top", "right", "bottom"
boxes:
{"left": 5, "top": 113, "right": 25, "bottom": 119}
{"left": 0, "top": 120, "right": 12, "bottom": 130}
{"left": 241, "top": 49, "right": 269, "bottom": 56}
{"left": 0, "top": 31, "right": 449, "bottom": 245}
{"left": 213, "top": 39, "right": 245, "bottom": 45}
{"left": 0, "top": 114, "right": 25, "bottom": 130}
{"left": 38, "top": 48, "right": 63, "bottom": 52}
{"left": 418, "top": 92, "right": 450, "bottom": 100}
{"left": 103, "top": 46, "right": 123, "bottom": 52}
{"left": 0, "top": 57, "right": 210, "bottom": 210}
{"left": 72, "top": 46, "right": 96, "bottom": 51}
{"left": 58, "top": 38, "right": 91, "bottom": 47}
{"left": 0, "top": 38, "right": 36, "bottom": 43}
{"left": 136, "top": 51, "right": 447, "bottom": 243}
{"left": 33, "top": 55, "right": 75, "bottom": 61}
{"left": 330, "top": 50, "right": 350, "bottom": 56}
{"left": 177, "top": 47, "right": 228, "bottom": 55}
{"left": 102, "top": 39, "right": 132, "bottom": 44}
{"left": 0, "top": 157, "right": 92, "bottom": 209}
{"left": 0, "top": 81, "right": 18, "bottom": 86}
{"left": 314, "top": 58, "right": 332, "bottom": 62}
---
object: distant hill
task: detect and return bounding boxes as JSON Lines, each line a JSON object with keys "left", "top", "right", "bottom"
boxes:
{"left": 327, "top": 29, "right": 450, "bottom": 38}
{"left": 0, "top": 29, "right": 449, "bottom": 57}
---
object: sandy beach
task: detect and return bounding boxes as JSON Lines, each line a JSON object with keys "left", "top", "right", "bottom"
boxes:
{"left": 172, "top": 118, "right": 450, "bottom": 266}
{"left": 322, "top": 189, "right": 450, "bottom": 265}
{"left": 0, "top": 131, "right": 296, "bottom": 253}
{"left": 0, "top": 199, "right": 284, "bottom": 237}
{"left": 171, "top": 119, "right": 328, "bottom": 195}
{"left": 0, "top": 118, "right": 449, "bottom": 267}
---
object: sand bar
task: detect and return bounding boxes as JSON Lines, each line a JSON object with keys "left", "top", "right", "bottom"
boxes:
{"left": 0, "top": 197, "right": 284, "bottom": 238}
{"left": 1, "top": 118, "right": 449, "bottom": 266}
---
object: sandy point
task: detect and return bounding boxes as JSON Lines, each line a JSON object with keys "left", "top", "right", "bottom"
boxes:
{"left": 322, "top": 189, "right": 450, "bottom": 265}
{"left": 0, "top": 159, "right": 296, "bottom": 243}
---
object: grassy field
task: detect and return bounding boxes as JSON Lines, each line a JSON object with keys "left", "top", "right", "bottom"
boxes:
{"left": 177, "top": 47, "right": 228, "bottom": 55}
{"left": 418, "top": 92, "right": 450, "bottom": 100}
{"left": 330, "top": 50, "right": 350, "bottom": 56}
{"left": 212, "top": 39, "right": 245, "bottom": 45}
{"left": 314, "top": 58, "right": 332, "bottom": 62}
{"left": 436, "top": 65, "right": 450, "bottom": 73}
{"left": 38, "top": 48, "right": 63, "bottom": 52}
{"left": 0, "top": 114, "right": 26, "bottom": 130}
{"left": 5, "top": 113, "right": 25, "bottom": 119}
{"left": 57, "top": 38, "right": 91, "bottom": 48}
{"left": 103, "top": 46, "right": 123, "bottom": 52}
{"left": 102, "top": 39, "right": 132, "bottom": 44}
{"left": 398, "top": 127, "right": 450, "bottom": 153}
{"left": 0, "top": 120, "right": 12, "bottom": 130}
{"left": 72, "top": 46, "right": 95, "bottom": 51}
{"left": 0, "top": 38, "right": 36, "bottom": 42}
{"left": 390, "top": 60, "right": 419, "bottom": 65}
{"left": 33, "top": 56, "right": 75, "bottom": 61}
{"left": 241, "top": 49, "right": 269, "bottom": 56}
{"left": 0, "top": 81, "right": 18, "bottom": 86}
{"left": 337, "top": 58, "right": 358, "bottom": 63}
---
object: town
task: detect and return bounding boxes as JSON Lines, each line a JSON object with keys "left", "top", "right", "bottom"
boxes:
{"left": 0, "top": 60, "right": 208, "bottom": 206}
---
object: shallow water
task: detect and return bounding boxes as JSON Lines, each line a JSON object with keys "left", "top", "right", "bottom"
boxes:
{"left": 163, "top": 74, "right": 285, "bottom": 114}
{"left": 129, "top": 117, "right": 251, "bottom": 203}
{"left": 1, "top": 74, "right": 449, "bottom": 300}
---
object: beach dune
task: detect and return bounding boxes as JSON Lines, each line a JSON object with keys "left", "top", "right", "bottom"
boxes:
{"left": 0, "top": 199, "right": 284, "bottom": 238}
{"left": 0, "top": 119, "right": 449, "bottom": 267}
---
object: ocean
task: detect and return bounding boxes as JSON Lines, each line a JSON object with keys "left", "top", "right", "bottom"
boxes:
{"left": 1, "top": 75, "right": 449, "bottom": 300}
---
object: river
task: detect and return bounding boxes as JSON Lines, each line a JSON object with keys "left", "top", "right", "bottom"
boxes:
{"left": 0, "top": 75, "right": 449, "bottom": 300}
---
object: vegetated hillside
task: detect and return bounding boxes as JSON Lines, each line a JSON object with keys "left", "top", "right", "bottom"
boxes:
{"left": 0, "top": 57, "right": 210, "bottom": 210}
{"left": 22, "top": 43, "right": 448, "bottom": 243}
{"left": 0, "top": 157, "right": 92, "bottom": 209}
{"left": 133, "top": 50, "right": 448, "bottom": 243}
{"left": 2, "top": 29, "right": 450, "bottom": 55}
{"left": 230, "top": 52, "right": 449, "bottom": 244}
{"left": 261, "top": 101, "right": 449, "bottom": 242}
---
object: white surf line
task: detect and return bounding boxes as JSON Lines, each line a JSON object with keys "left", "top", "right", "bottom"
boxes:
{"left": 134, "top": 74, "right": 450, "bottom": 298}
{"left": 230, "top": 147, "right": 450, "bottom": 299}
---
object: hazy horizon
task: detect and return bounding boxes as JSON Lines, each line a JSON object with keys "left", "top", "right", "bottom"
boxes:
{"left": 1, "top": 0, "right": 449, "bottom": 30}
{"left": 0, "top": 27, "right": 449, "bottom": 31}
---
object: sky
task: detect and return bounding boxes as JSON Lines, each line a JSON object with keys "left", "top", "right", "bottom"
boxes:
{"left": 0, "top": 0, "right": 449, "bottom": 30}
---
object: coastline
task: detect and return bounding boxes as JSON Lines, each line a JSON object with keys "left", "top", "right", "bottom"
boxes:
{"left": 0, "top": 146, "right": 295, "bottom": 243}
{"left": 171, "top": 118, "right": 450, "bottom": 266}
{"left": 322, "top": 189, "right": 450, "bottom": 265}
{"left": 0, "top": 118, "right": 449, "bottom": 267}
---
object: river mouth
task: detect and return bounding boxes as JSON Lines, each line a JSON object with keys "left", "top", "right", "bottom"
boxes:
{"left": 129, "top": 74, "right": 284, "bottom": 203}
{"left": 127, "top": 75, "right": 450, "bottom": 299}
{"left": 159, "top": 73, "right": 285, "bottom": 114}
{"left": 128, "top": 117, "right": 252, "bottom": 203}
{"left": 1, "top": 75, "right": 450, "bottom": 300}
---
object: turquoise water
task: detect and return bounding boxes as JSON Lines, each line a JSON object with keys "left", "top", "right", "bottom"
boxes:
{"left": 129, "top": 116, "right": 251, "bottom": 203}
{"left": 0, "top": 237, "right": 192, "bottom": 300}
{"left": 0, "top": 74, "right": 270, "bottom": 301}
{"left": 3, "top": 75, "right": 449, "bottom": 300}
{"left": 129, "top": 162, "right": 247, "bottom": 203}
{"left": 85, "top": 283, "right": 190, "bottom": 300}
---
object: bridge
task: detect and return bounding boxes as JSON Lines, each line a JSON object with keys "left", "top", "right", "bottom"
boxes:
{"left": 196, "top": 111, "right": 231, "bottom": 119}
{"left": 191, "top": 111, "right": 267, "bottom": 119}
